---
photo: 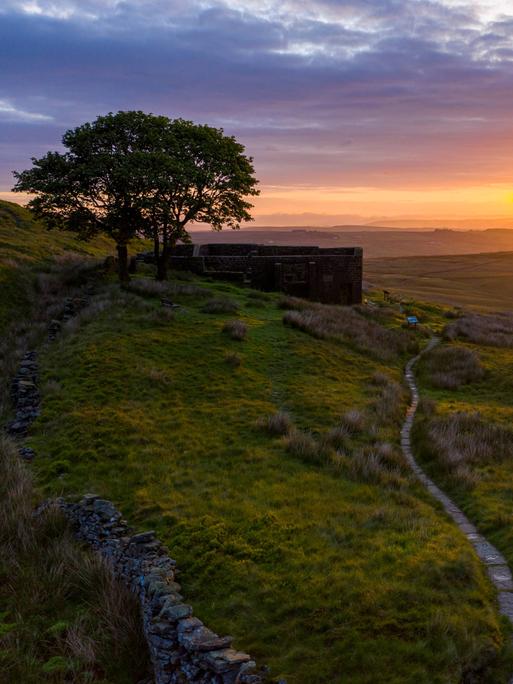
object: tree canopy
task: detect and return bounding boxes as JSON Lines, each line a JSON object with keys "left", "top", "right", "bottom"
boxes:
{"left": 13, "top": 111, "right": 259, "bottom": 281}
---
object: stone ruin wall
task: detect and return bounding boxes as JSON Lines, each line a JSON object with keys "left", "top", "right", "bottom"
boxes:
{"left": 162, "top": 243, "right": 363, "bottom": 305}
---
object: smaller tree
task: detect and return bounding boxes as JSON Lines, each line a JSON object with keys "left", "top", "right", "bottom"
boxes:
{"left": 145, "top": 119, "right": 259, "bottom": 280}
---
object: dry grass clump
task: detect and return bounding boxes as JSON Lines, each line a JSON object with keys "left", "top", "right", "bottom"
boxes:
{"left": 423, "top": 412, "right": 513, "bottom": 488}
{"left": 283, "top": 429, "right": 325, "bottom": 465}
{"left": 339, "top": 409, "right": 366, "bottom": 434}
{"left": 202, "top": 297, "right": 239, "bottom": 315}
{"left": 36, "top": 256, "right": 100, "bottom": 294}
{"left": 278, "top": 296, "right": 311, "bottom": 311}
{"left": 224, "top": 351, "right": 242, "bottom": 368}
{"left": 222, "top": 319, "right": 247, "bottom": 341}
{"left": 445, "top": 312, "right": 513, "bottom": 348}
{"left": 126, "top": 277, "right": 211, "bottom": 299}
{"left": 257, "top": 411, "right": 293, "bottom": 436}
{"left": 0, "top": 436, "right": 150, "bottom": 681}
{"left": 323, "top": 425, "right": 351, "bottom": 450}
{"left": 282, "top": 302, "right": 416, "bottom": 360}
{"left": 246, "top": 290, "right": 272, "bottom": 302}
{"left": 348, "top": 445, "right": 406, "bottom": 487}
{"left": 370, "top": 375, "right": 406, "bottom": 425}
{"left": 424, "top": 345, "right": 485, "bottom": 389}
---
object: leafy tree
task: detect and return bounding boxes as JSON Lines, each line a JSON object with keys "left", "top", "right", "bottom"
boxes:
{"left": 12, "top": 112, "right": 259, "bottom": 283}
{"left": 12, "top": 111, "right": 169, "bottom": 282}
{"left": 143, "top": 118, "right": 259, "bottom": 280}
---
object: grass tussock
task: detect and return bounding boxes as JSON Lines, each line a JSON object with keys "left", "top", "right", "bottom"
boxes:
{"left": 126, "top": 277, "right": 211, "bottom": 300}
{"left": 282, "top": 302, "right": 416, "bottom": 360}
{"left": 322, "top": 425, "right": 351, "bottom": 450}
{"left": 339, "top": 409, "right": 366, "bottom": 434}
{"left": 445, "top": 312, "right": 513, "bottom": 348}
{"left": 222, "top": 319, "right": 247, "bottom": 341}
{"left": 370, "top": 375, "right": 406, "bottom": 425}
{"left": 418, "top": 411, "right": 513, "bottom": 488}
{"left": 283, "top": 428, "right": 326, "bottom": 465}
{"left": 246, "top": 290, "right": 272, "bottom": 302}
{"left": 224, "top": 351, "right": 242, "bottom": 368}
{"left": 0, "top": 436, "right": 150, "bottom": 682}
{"left": 423, "top": 344, "right": 485, "bottom": 389}
{"left": 348, "top": 445, "right": 406, "bottom": 488}
{"left": 202, "top": 297, "right": 239, "bottom": 315}
{"left": 257, "top": 411, "right": 293, "bottom": 436}
{"left": 278, "top": 295, "right": 311, "bottom": 311}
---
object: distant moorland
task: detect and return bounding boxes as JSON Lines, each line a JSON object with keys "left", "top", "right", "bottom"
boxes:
{"left": 190, "top": 227, "right": 513, "bottom": 259}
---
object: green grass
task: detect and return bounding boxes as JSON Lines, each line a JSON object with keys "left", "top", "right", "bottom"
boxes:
{"left": 26, "top": 276, "right": 513, "bottom": 683}
{"left": 414, "top": 334, "right": 513, "bottom": 576}
{"left": 0, "top": 437, "right": 149, "bottom": 684}
{"left": 0, "top": 199, "right": 139, "bottom": 333}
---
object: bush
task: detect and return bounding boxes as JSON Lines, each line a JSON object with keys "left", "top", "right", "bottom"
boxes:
{"left": 202, "top": 298, "right": 239, "bottom": 314}
{"left": 424, "top": 345, "right": 484, "bottom": 389}
{"left": 222, "top": 319, "right": 247, "bottom": 341}
{"left": 258, "top": 411, "right": 293, "bottom": 436}
{"left": 444, "top": 312, "right": 513, "bottom": 348}
{"left": 282, "top": 303, "right": 417, "bottom": 360}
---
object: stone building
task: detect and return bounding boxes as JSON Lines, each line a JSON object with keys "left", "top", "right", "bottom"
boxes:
{"left": 168, "top": 243, "right": 363, "bottom": 305}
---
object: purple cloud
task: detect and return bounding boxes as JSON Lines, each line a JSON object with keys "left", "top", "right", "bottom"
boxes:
{"left": 1, "top": 0, "right": 513, "bottom": 198}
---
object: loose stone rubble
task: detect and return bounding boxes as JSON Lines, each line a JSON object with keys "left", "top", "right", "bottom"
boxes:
{"left": 7, "top": 351, "right": 39, "bottom": 437}
{"left": 52, "top": 495, "right": 266, "bottom": 684}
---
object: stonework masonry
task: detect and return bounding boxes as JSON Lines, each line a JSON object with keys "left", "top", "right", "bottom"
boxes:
{"left": 51, "top": 496, "right": 266, "bottom": 684}
{"left": 142, "top": 243, "right": 363, "bottom": 305}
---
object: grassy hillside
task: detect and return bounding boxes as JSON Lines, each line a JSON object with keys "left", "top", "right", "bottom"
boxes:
{"left": 0, "top": 202, "right": 152, "bottom": 683}
{"left": 365, "top": 251, "right": 513, "bottom": 311}
{"left": 0, "top": 200, "right": 115, "bottom": 333}
{"left": 24, "top": 272, "right": 513, "bottom": 683}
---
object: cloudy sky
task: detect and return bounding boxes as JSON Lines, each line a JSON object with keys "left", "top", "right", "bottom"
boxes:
{"left": 2, "top": 0, "right": 513, "bottom": 222}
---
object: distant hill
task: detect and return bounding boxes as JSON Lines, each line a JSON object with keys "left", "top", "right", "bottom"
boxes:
{"left": 188, "top": 227, "right": 513, "bottom": 259}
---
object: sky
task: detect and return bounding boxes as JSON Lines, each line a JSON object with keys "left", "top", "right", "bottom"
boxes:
{"left": 2, "top": 0, "right": 513, "bottom": 224}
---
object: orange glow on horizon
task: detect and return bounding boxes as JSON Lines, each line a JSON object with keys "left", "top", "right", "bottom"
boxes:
{"left": 250, "top": 183, "right": 513, "bottom": 219}
{"left": 3, "top": 183, "right": 513, "bottom": 223}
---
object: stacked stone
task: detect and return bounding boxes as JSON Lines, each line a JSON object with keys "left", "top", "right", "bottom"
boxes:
{"left": 49, "top": 294, "right": 90, "bottom": 340}
{"left": 7, "top": 351, "right": 39, "bottom": 437}
{"left": 58, "top": 495, "right": 266, "bottom": 684}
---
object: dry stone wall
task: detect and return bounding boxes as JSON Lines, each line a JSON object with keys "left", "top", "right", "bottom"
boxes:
{"left": 53, "top": 496, "right": 266, "bottom": 684}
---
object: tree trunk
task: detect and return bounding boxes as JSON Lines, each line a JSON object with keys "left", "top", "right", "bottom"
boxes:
{"left": 117, "top": 243, "right": 130, "bottom": 283}
{"left": 156, "top": 228, "right": 169, "bottom": 281}
{"left": 153, "top": 231, "right": 160, "bottom": 265}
